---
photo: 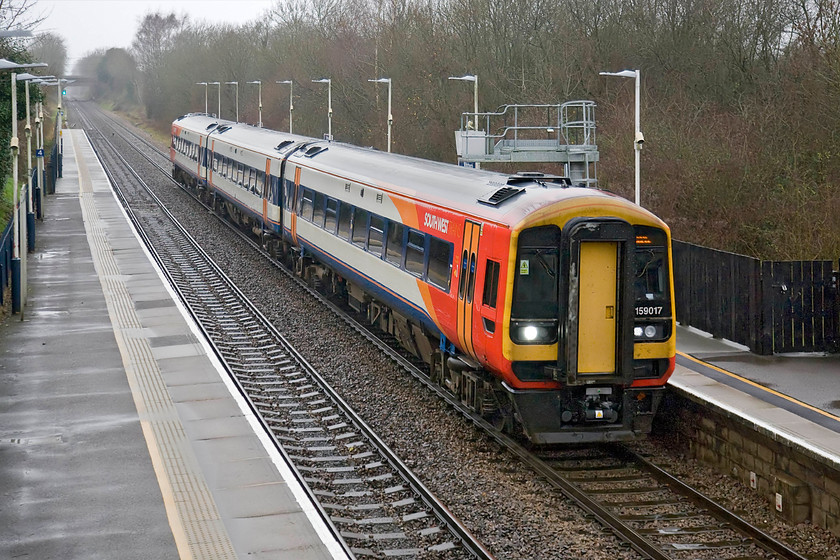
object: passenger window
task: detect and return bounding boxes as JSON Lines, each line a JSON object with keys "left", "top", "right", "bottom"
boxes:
{"left": 313, "top": 192, "right": 326, "bottom": 226}
{"left": 324, "top": 198, "right": 338, "bottom": 233}
{"left": 385, "top": 222, "right": 405, "bottom": 265}
{"left": 427, "top": 237, "right": 453, "bottom": 291}
{"left": 368, "top": 214, "right": 385, "bottom": 256}
{"left": 482, "top": 260, "right": 500, "bottom": 309}
{"left": 352, "top": 207, "right": 369, "bottom": 247}
{"left": 300, "top": 188, "right": 314, "bottom": 221}
{"left": 466, "top": 253, "right": 477, "bottom": 303}
{"left": 405, "top": 230, "right": 425, "bottom": 276}
{"left": 458, "top": 250, "right": 469, "bottom": 299}
{"left": 337, "top": 203, "right": 352, "bottom": 239}
{"left": 285, "top": 179, "right": 295, "bottom": 209}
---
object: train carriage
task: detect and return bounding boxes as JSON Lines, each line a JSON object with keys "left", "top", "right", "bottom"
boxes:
{"left": 171, "top": 113, "right": 676, "bottom": 444}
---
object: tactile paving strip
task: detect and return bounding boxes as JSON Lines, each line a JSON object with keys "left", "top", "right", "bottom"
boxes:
{"left": 71, "top": 130, "right": 238, "bottom": 560}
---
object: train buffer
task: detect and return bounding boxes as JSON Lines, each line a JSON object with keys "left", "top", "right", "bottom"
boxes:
{"left": 454, "top": 100, "right": 599, "bottom": 186}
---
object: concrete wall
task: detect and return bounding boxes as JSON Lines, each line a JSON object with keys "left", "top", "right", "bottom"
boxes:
{"left": 659, "top": 388, "right": 840, "bottom": 536}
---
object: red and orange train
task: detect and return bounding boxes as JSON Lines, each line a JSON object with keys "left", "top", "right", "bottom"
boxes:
{"left": 171, "top": 113, "right": 676, "bottom": 443}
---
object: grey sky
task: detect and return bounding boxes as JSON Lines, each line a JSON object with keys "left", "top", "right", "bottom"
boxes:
{"left": 35, "top": 1, "right": 275, "bottom": 70}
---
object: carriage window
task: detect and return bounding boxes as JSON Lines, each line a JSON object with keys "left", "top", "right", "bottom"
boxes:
{"left": 324, "top": 198, "right": 338, "bottom": 233}
{"left": 299, "top": 188, "right": 314, "bottom": 221}
{"left": 427, "top": 237, "right": 453, "bottom": 291}
{"left": 285, "top": 179, "right": 295, "bottom": 209}
{"left": 337, "top": 202, "right": 352, "bottom": 239}
{"left": 385, "top": 222, "right": 404, "bottom": 265}
{"left": 313, "top": 192, "right": 326, "bottom": 226}
{"left": 352, "top": 207, "right": 369, "bottom": 247}
{"left": 482, "top": 260, "right": 500, "bottom": 309}
{"left": 368, "top": 214, "right": 385, "bottom": 256}
{"left": 405, "top": 230, "right": 425, "bottom": 276}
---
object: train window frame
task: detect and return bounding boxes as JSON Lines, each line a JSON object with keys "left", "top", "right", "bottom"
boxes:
{"left": 351, "top": 207, "right": 369, "bottom": 248}
{"left": 284, "top": 179, "right": 295, "bottom": 210}
{"left": 405, "top": 229, "right": 426, "bottom": 277}
{"left": 385, "top": 221, "right": 405, "bottom": 266}
{"left": 299, "top": 187, "right": 315, "bottom": 221}
{"left": 482, "top": 260, "right": 501, "bottom": 309}
{"left": 367, "top": 214, "right": 385, "bottom": 257}
{"left": 313, "top": 191, "right": 326, "bottom": 227}
{"left": 427, "top": 237, "right": 453, "bottom": 292}
{"left": 466, "top": 252, "right": 477, "bottom": 303}
{"left": 324, "top": 197, "right": 339, "bottom": 234}
{"left": 337, "top": 201, "right": 352, "bottom": 239}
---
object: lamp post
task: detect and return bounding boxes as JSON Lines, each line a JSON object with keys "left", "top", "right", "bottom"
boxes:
{"left": 3, "top": 59, "right": 48, "bottom": 315}
{"left": 209, "top": 81, "right": 220, "bottom": 117}
{"left": 196, "top": 81, "right": 208, "bottom": 113}
{"left": 247, "top": 80, "right": 262, "bottom": 127}
{"left": 600, "top": 69, "right": 642, "bottom": 206}
{"left": 368, "top": 78, "right": 392, "bottom": 153}
{"left": 312, "top": 78, "right": 332, "bottom": 140}
{"left": 225, "top": 81, "right": 239, "bottom": 122}
{"left": 448, "top": 74, "right": 478, "bottom": 129}
{"left": 276, "top": 80, "right": 294, "bottom": 134}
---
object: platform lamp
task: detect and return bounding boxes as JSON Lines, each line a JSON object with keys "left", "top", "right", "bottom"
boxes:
{"left": 312, "top": 78, "right": 332, "bottom": 140}
{"left": 208, "top": 82, "right": 220, "bottom": 118}
{"left": 196, "top": 82, "right": 209, "bottom": 113}
{"left": 368, "top": 78, "right": 392, "bottom": 153}
{"left": 276, "top": 80, "right": 293, "bottom": 134}
{"left": 225, "top": 81, "right": 239, "bottom": 122}
{"left": 448, "top": 74, "right": 478, "bottom": 130}
{"left": 2, "top": 59, "right": 49, "bottom": 315}
{"left": 247, "top": 80, "right": 262, "bottom": 127}
{"left": 600, "top": 69, "right": 642, "bottom": 206}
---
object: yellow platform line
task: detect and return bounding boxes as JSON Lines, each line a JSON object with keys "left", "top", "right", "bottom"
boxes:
{"left": 677, "top": 350, "right": 840, "bottom": 423}
{"left": 71, "top": 130, "right": 237, "bottom": 560}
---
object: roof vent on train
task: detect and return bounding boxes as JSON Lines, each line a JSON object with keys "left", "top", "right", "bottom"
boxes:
{"left": 206, "top": 122, "right": 219, "bottom": 131}
{"left": 216, "top": 125, "right": 232, "bottom": 134}
{"left": 478, "top": 186, "right": 525, "bottom": 206}
{"left": 302, "top": 145, "right": 328, "bottom": 158}
{"left": 507, "top": 172, "right": 572, "bottom": 188}
{"left": 275, "top": 140, "right": 294, "bottom": 151}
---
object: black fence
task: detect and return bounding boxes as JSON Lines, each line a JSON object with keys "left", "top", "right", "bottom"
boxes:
{"left": 0, "top": 220, "right": 11, "bottom": 307}
{"left": 673, "top": 240, "right": 838, "bottom": 354}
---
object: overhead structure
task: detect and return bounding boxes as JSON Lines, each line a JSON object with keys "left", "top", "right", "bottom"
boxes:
{"left": 453, "top": 101, "right": 599, "bottom": 186}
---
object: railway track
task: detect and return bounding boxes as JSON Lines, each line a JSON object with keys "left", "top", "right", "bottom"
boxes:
{"left": 73, "top": 103, "right": 812, "bottom": 560}
{"left": 74, "top": 104, "right": 492, "bottom": 560}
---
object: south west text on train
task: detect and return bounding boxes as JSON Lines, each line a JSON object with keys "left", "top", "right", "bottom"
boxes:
{"left": 170, "top": 113, "right": 677, "bottom": 444}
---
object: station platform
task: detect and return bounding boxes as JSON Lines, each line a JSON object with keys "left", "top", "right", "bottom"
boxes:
{"left": 671, "top": 325, "right": 840, "bottom": 466}
{"left": 0, "top": 129, "right": 350, "bottom": 560}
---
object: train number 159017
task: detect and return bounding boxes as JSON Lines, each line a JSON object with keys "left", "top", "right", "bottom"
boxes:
{"left": 635, "top": 306, "right": 663, "bottom": 317}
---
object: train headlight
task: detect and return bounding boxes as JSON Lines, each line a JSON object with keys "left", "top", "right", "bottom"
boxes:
{"left": 511, "top": 320, "right": 558, "bottom": 345}
{"left": 634, "top": 322, "right": 668, "bottom": 341}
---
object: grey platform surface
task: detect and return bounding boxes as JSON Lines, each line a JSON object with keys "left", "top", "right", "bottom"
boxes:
{"left": 0, "top": 130, "right": 348, "bottom": 560}
{"left": 673, "top": 325, "right": 840, "bottom": 464}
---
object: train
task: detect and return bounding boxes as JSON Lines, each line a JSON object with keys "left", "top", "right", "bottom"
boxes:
{"left": 170, "top": 113, "right": 676, "bottom": 444}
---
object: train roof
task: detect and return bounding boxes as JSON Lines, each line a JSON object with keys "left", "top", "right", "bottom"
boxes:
{"left": 172, "top": 113, "right": 664, "bottom": 229}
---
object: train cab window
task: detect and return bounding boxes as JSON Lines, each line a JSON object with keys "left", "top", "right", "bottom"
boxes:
{"left": 405, "top": 230, "right": 425, "bottom": 277}
{"left": 482, "top": 260, "right": 500, "bottom": 309}
{"left": 324, "top": 198, "right": 338, "bottom": 233}
{"left": 512, "top": 225, "right": 561, "bottom": 319}
{"left": 313, "top": 192, "right": 326, "bottom": 226}
{"left": 352, "top": 207, "right": 369, "bottom": 247}
{"left": 337, "top": 202, "right": 352, "bottom": 239}
{"left": 385, "top": 222, "right": 405, "bottom": 265}
{"left": 368, "top": 214, "right": 385, "bottom": 256}
{"left": 427, "top": 237, "right": 453, "bottom": 291}
{"left": 299, "top": 187, "right": 315, "bottom": 221}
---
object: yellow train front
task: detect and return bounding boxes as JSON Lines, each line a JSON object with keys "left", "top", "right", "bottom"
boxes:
{"left": 469, "top": 185, "right": 676, "bottom": 444}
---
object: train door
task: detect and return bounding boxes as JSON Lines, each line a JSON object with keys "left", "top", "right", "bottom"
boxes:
{"left": 198, "top": 136, "right": 209, "bottom": 182}
{"left": 561, "top": 218, "right": 634, "bottom": 384}
{"left": 457, "top": 220, "right": 481, "bottom": 359}
{"left": 577, "top": 241, "right": 618, "bottom": 374}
